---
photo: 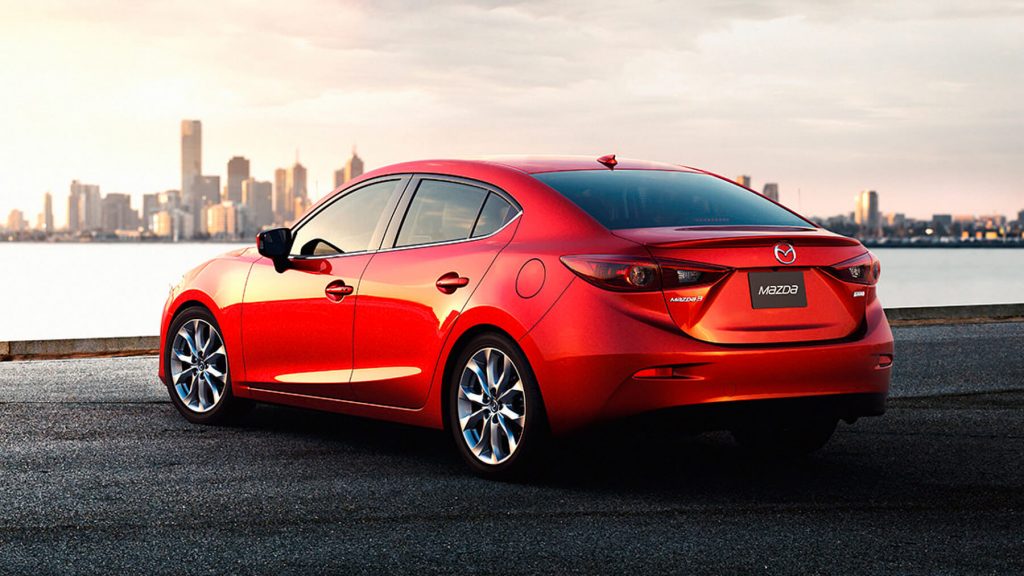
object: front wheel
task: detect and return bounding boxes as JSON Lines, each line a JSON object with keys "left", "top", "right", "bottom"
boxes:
{"left": 165, "top": 306, "right": 250, "bottom": 424}
{"left": 447, "top": 334, "right": 548, "bottom": 479}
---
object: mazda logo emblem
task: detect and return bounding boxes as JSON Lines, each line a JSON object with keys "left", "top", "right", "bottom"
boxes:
{"left": 773, "top": 242, "right": 796, "bottom": 265}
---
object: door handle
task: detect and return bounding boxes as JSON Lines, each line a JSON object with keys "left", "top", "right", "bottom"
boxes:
{"left": 435, "top": 272, "right": 470, "bottom": 294}
{"left": 325, "top": 280, "right": 354, "bottom": 302}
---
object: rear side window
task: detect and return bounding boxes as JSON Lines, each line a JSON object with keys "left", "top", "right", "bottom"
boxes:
{"left": 396, "top": 180, "right": 488, "bottom": 247}
{"left": 533, "top": 170, "right": 811, "bottom": 230}
{"left": 472, "top": 193, "right": 516, "bottom": 238}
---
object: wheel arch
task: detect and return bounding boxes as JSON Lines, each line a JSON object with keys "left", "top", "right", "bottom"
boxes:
{"left": 438, "top": 323, "right": 549, "bottom": 435}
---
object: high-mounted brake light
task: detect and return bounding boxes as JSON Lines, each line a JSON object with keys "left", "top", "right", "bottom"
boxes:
{"left": 560, "top": 256, "right": 729, "bottom": 292}
{"left": 826, "top": 252, "right": 881, "bottom": 285}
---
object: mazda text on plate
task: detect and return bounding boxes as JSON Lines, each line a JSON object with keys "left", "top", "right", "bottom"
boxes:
{"left": 159, "top": 155, "right": 893, "bottom": 478}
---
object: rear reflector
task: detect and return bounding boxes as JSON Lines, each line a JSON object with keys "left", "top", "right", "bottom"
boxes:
{"left": 633, "top": 365, "right": 704, "bottom": 380}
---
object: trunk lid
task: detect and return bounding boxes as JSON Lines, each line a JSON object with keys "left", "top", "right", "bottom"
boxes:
{"left": 613, "top": 226, "right": 870, "bottom": 345}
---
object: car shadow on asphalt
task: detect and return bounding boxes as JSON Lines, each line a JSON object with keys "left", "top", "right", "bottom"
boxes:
{"left": 230, "top": 401, "right": 887, "bottom": 500}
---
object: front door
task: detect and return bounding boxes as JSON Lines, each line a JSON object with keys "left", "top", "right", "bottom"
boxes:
{"left": 241, "top": 177, "right": 407, "bottom": 399}
{"left": 351, "top": 176, "right": 520, "bottom": 408}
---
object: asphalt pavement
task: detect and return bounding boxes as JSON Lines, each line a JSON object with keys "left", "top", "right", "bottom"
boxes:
{"left": 1, "top": 322, "right": 1022, "bottom": 575}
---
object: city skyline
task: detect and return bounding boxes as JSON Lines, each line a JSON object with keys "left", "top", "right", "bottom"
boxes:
{"left": 1, "top": 116, "right": 1023, "bottom": 240}
{"left": 1, "top": 1, "right": 1022, "bottom": 226}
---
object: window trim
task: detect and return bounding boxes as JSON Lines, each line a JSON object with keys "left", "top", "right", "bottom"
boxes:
{"left": 379, "top": 174, "right": 523, "bottom": 253}
{"left": 288, "top": 175, "right": 411, "bottom": 260}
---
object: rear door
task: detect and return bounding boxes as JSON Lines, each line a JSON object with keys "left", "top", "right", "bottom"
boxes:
{"left": 350, "top": 175, "right": 520, "bottom": 408}
{"left": 241, "top": 177, "right": 407, "bottom": 399}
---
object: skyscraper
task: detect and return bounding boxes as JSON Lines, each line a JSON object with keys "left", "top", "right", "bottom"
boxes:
{"left": 181, "top": 120, "right": 202, "bottom": 208}
{"left": 286, "top": 162, "right": 307, "bottom": 223}
{"left": 5, "top": 209, "right": 26, "bottom": 233}
{"left": 735, "top": 175, "right": 751, "bottom": 188}
{"left": 242, "top": 177, "right": 273, "bottom": 234}
{"left": 101, "top": 193, "right": 137, "bottom": 233}
{"left": 273, "top": 168, "right": 288, "bottom": 223}
{"left": 193, "top": 175, "right": 221, "bottom": 235}
{"left": 42, "top": 192, "right": 53, "bottom": 234}
{"left": 206, "top": 201, "right": 239, "bottom": 239}
{"left": 226, "top": 156, "right": 250, "bottom": 204}
{"left": 855, "top": 190, "right": 881, "bottom": 238}
{"left": 68, "top": 180, "right": 101, "bottom": 233}
{"left": 342, "top": 148, "right": 364, "bottom": 187}
{"left": 141, "top": 193, "right": 161, "bottom": 232}
{"left": 762, "top": 183, "right": 779, "bottom": 202}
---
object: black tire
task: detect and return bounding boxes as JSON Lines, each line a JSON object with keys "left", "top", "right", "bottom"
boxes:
{"left": 165, "top": 306, "right": 251, "bottom": 425}
{"left": 731, "top": 418, "right": 838, "bottom": 456}
{"left": 447, "top": 333, "right": 548, "bottom": 480}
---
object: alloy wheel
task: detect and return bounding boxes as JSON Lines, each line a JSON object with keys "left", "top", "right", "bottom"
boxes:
{"left": 169, "top": 318, "right": 228, "bottom": 413}
{"left": 457, "top": 347, "right": 527, "bottom": 465}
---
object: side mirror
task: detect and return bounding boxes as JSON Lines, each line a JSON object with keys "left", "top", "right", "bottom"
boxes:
{"left": 257, "top": 228, "right": 292, "bottom": 273}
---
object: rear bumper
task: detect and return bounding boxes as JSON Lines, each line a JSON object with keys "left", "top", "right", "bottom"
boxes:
{"left": 519, "top": 279, "right": 893, "bottom": 435}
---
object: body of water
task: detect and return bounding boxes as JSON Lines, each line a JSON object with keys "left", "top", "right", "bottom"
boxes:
{"left": 1, "top": 244, "right": 1022, "bottom": 340}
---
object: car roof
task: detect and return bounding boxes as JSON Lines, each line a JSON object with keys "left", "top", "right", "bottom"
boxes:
{"left": 367, "top": 155, "right": 700, "bottom": 176}
{"left": 458, "top": 155, "right": 698, "bottom": 174}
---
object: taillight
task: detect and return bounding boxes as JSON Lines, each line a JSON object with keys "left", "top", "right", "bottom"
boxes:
{"left": 560, "top": 255, "right": 728, "bottom": 292}
{"left": 560, "top": 256, "right": 660, "bottom": 291}
{"left": 826, "top": 252, "right": 880, "bottom": 285}
{"left": 659, "top": 260, "right": 729, "bottom": 289}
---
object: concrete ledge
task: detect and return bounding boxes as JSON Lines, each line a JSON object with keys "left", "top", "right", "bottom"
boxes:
{"left": 0, "top": 336, "right": 159, "bottom": 362}
{"left": 885, "top": 303, "right": 1024, "bottom": 326}
{"left": 1, "top": 303, "right": 1022, "bottom": 361}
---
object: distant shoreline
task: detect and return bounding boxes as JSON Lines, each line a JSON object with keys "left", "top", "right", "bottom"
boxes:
{"left": 1, "top": 238, "right": 1023, "bottom": 248}
{"left": 863, "top": 243, "right": 1024, "bottom": 249}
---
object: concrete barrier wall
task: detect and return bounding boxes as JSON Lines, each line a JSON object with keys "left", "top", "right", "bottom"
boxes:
{"left": 0, "top": 336, "right": 159, "bottom": 361}
{"left": 1, "top": 303, "right": 1022, "bottom": 361}
{"left": 884, "top": 303, "right": 1024, "bottom": 325}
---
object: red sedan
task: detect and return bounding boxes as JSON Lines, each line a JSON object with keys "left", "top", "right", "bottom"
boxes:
{"left": 159, "top": 155, "right": 893, "bottom": 478}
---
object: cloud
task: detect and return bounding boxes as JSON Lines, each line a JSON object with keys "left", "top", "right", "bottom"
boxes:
{"left": 0, "top": 0, "right": 1022, "bottom": 220}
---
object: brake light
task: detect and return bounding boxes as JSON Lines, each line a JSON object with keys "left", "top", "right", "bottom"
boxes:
{"left": 560, "top": 256, "right": 660, "bottom": 291}
{"left": 826, "top": 252, "right": 880, "bottom": 285}
{"left": 560, "top": 256, "right": 729, "bottom": 292}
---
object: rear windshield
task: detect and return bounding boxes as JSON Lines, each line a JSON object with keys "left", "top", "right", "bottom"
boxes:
{"left": 533, "top": 170, "right": 812, "bottom": 230}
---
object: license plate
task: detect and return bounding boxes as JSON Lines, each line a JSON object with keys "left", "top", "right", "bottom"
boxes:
{"left": 748, "top": 271, "right": 807, "bottom": 309}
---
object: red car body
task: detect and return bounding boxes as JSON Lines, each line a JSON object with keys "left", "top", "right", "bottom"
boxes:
{"left": 159, "top": 156, "right": 892, "bottom": 440}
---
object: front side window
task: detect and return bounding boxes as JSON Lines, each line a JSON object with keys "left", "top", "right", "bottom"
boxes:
{"left": 291, "top": 179, "right": 399, "bottom": 256}
{"left": 396, "top": 180, "right": 489, "bottom": 247}
{"left": 533, "top": 170, "right": 812, "bottom": 230}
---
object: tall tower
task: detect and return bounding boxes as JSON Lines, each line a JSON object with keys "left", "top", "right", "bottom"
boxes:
{"left": 343, "top": 148, "right": 364, "bottom": 185}
{"left": 181, "top": 120, "right": 202, "bottom": 224}
{"left": 43, "top": 192, "right": 54, "bottom": 234}
{"left": 762, "top": 183, "right": 779, "bottom": 203}
{"left": 68, "top": 180, "right": 100, "bottom": 232}
{"left": 735, "top": 175, "right": 751, "bottom": 189}
{"left": 286, "top": 162, "right": 307, "bottom": 222}
{"left": 226, "top": 156, "right": 250, "bottom": 204}
{"left": 273, "top": 168, "right": 288, "bottom": 223}
{"left": 855, "top": 190, "right": 880, "bottom": 238}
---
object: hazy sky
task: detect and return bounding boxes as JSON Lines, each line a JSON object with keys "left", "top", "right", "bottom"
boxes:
{"left": 1, "top": 0, "right": 1022, "bottom": 227}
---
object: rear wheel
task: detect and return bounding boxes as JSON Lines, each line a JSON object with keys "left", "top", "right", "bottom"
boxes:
{"left": 165, "top": 306, "right": 250, "bottom": 424}
{"left": 731, "top": 418, "right": 838, "bottom": 456}
{"left": 448, "top": 334, "right": 547, "bottom": 479}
